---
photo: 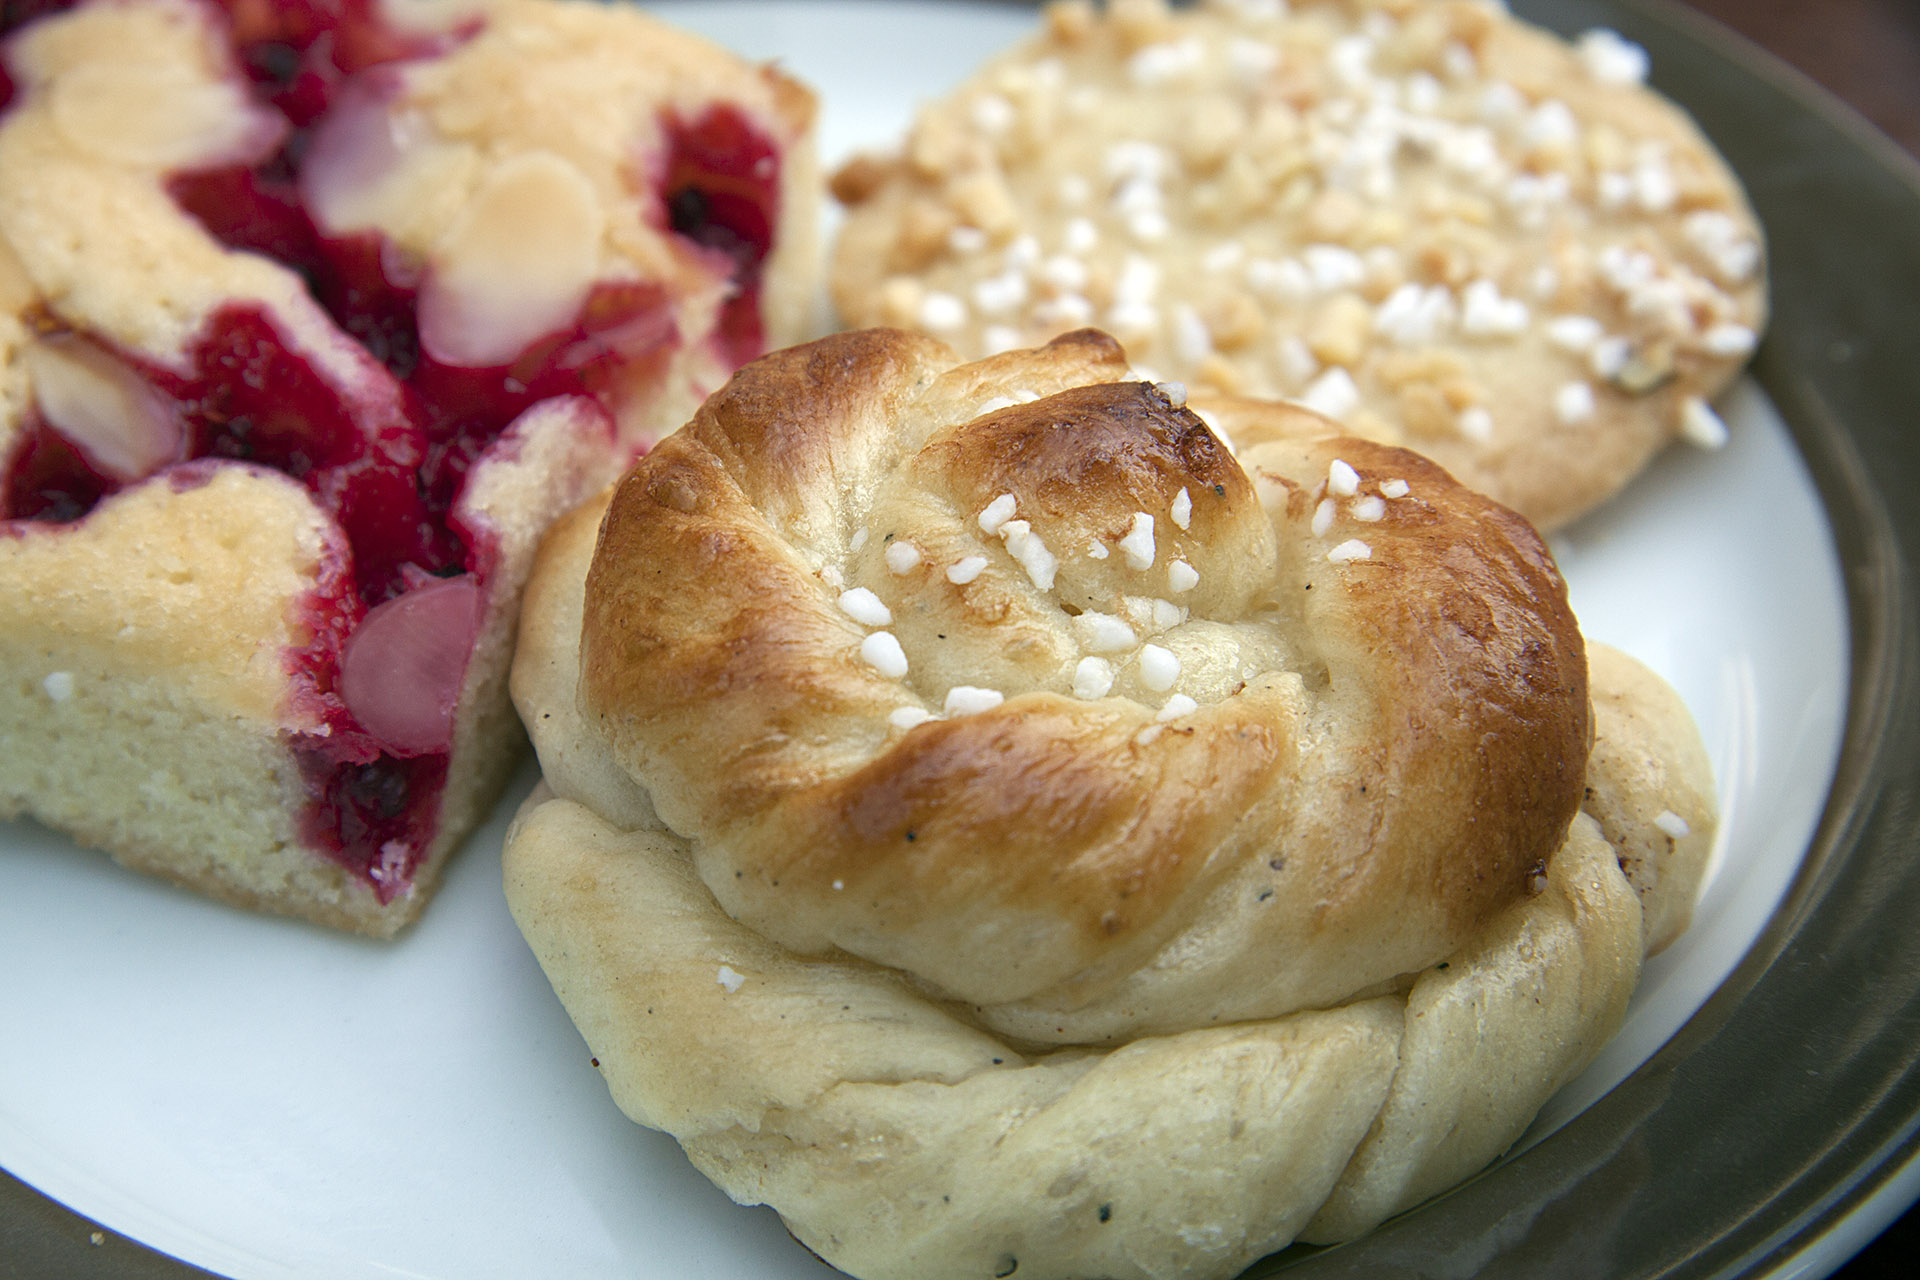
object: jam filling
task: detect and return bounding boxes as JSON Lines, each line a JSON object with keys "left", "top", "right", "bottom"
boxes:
{"left": 4, "top": 425, "right": 113, "bottom": 523}
{"left": 218, "top": 0, "right": 469, "bottom": 126}
{"left": 664, "top": 105, "right": 782, "bottom": 370}
{"left": 0, "top": 2, "right": 785, "bottom": 900}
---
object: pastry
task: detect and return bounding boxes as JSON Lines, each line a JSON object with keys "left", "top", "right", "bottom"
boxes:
{"left": 830, "top": 0, "right": 1766, "bottom": 531}
{"left": 0, "top": 0, "right": 817, "bottom": 934}
{"left": 504, "top": 327, "right": 1716, "bottom": 1278}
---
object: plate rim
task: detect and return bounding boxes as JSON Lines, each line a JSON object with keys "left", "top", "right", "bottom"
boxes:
{"left": 1253, "top": 0, "right": 1920, "bottom": 1275}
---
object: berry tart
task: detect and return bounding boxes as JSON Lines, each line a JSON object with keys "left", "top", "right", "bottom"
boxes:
{"left": 0, "top": 0, "right": 818, "bottom": 935}
{"left": 504, "top": 328, "right": 1716, "bottom": 1279}
{"left": 830, "top": 0, "right": 1766, "bottom": 532}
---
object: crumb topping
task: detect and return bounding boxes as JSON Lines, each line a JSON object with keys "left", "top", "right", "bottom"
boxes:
{"left": 834, "top": 0, "right": 1765, "bottom": 483}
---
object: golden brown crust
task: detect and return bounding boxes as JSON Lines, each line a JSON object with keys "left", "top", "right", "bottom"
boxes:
{"left": 510, "top": 325, "right": 1718, "bottom": 1269}
{"left": 1210, "top": 396, "right": 1592, "bottom": 916}
{"left": 579, "top": 328, "right": 1587, "bottom": 1037}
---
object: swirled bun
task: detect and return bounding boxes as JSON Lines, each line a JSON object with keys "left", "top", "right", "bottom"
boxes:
{"left": 506, "top": 328, "right": 1714, "bottom": 1277}
{"left": 575, "top": 326, "right": 1591, "bottom": 1040}
{"left": 829, "top": 0, "right": 1766, "bottom": 532}
{"left": 0, "top": 0, "right": 817, "bottom": 933}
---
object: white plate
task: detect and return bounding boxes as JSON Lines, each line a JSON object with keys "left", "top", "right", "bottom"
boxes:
{"left": 0, "top": 3, "right": 1849, "bottom": 1277}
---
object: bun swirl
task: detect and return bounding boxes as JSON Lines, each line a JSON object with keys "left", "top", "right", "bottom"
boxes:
{"left": 577, "top": 327, "right": 1588, "bottom": 1041}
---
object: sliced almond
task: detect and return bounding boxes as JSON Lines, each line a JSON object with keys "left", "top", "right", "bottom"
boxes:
{"left": 49, "top": 63, "right": 280, "bottom": 169}
{"left": 23, "top": 333, "right": 185, "bottom": 481}
{"left": 300, "top": 83, "right": 478, "bottom": 243}
{"left": 339, "top": 576, "right": 482, "bottom": 757}
{"left": 418, "top": 150, "right": 606, "bottom": 368}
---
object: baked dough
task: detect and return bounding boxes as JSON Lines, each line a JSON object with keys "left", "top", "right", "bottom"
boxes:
{"left": 0, "top": 0, "right": 817, "bottom": 933}
{"left": 574, "top": 326, "right": 1592, "bottom": 1041}
{"left": 505, "top": 328, "right": 1715, "bottom": 1277}
{"left": 830, "top": 0, "right": 1766, "bottom": 532}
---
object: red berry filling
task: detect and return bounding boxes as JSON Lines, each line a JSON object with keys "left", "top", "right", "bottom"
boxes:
{"left": 3, "top": 423, "right": 114, "bottom": 523}
{"left": 313, "top": 752, "right": 449, "bottom": 897}
{"left": 217, "top": 0, "right": 469, "bottom": 126}
{"left": 663, "top": 105, "right": 782, "bottom": 370}
{"left": 0, "top": 2, "right": 789, "bottom": 903}
{"left": 168, "top": 161, "right": 325, "bottom": 284}
{"left": 172, "top": 305, "right": 443, "bottom": 599}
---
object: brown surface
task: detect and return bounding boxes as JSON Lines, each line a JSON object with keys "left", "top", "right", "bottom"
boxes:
{"left": 1678, "top": 0, "right": 1920, "bottom": 157}
{"left": 575, "top": 327, "right": 1592, "bottom": 1041}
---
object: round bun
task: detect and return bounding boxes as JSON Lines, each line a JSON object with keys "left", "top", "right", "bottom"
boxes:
{"left": 505, "top": 331, "right": 1714, "bottom": 1275}
{"left": 576, "top": 327, "right": 1589, "bottom": 1041}
{"left": 830, "top": 0, "right": 1766, "bottom": 531}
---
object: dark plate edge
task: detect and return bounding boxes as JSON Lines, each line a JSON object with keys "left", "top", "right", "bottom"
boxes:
{"left": 1258, "top": 0, "right": 1920, "bottom": 1276}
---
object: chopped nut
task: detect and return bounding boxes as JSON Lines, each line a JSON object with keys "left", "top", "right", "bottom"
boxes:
{"left": 1584, "top": 124, "right": 1631, "bottom": 174}
{"left": 1045, "top": 0, "right": 1097, "bottom": 44}
{"left": 1448, "top": 192, "right": 1497, "bottom": 228}
{"left": 1276, "top": 173, "right": 1317, "bottom": 216}
{"left": 1445, "top": 2, "right": 1495, "bottom": 45}
{"left": 1415, "top": 240, "right": 1475, "bottom": 288}
{"left": 1179, "top": 96, "right": 1243, "bottom": 175}
{"left": 1004, "top": 101, "right": 1055, "bottom": 166}
{"left": 908, "top": 115, "right": 966, "bottom": 179}
{"left": 1308, "top": 294, "right": 1375, "bottom": 367}
{"left": 1669, "top": 158, "right": 1725, "bottom": 208}
{"left": 1355, "top": 209, "right": 1409, "bottom": 248}
{"left": 1305, "top": 189, "right": 1366, "bottom": 243}
{"left": 1111, "top": 0, "right": 1176, "bottom": 51}
{"left": 829, "top": 153, "right": 894, "bottom": 205}
{"left": 1397, "top": 381, "right": 1458, "bottom": 439}
{"left": 879, "top": 276, "right": 927, "bottom": 328}
{"left": 948, "top": 169, "right": 1019, "bottom": 237}
{"left": 1440, "top": 373, "right": 1485, "bottom": 411}
{"left": 892, "top": 198, "right": 958, "bottom": 271}
{"left": 1250, "top": 101, "right": 1303, "bottom": 152}
{"left": 1397, "top": 8, "right": 1454, "bottom": 66}
{"left": 1376, "top": 347, "right": 1468, "bottom": 389}
{"left": 423, "top": 150, "right": 604, "bottom": 367}
{"left": 1204, "top": 292, "right": 1265, "bottom": 351}
{"left": 1210, "top": 150, "right": 1288, "bottom": 223}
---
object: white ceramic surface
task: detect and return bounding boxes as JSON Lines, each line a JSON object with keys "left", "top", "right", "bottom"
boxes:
{"left": 0, "top": 3, "right": 1850, "bottom": 1277}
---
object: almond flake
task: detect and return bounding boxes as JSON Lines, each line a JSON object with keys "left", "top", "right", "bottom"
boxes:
{"left": 420, "top": 151, "right": 605, "bottom": 368}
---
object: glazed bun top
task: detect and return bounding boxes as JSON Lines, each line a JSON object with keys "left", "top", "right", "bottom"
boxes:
{"left": 579, "top": 327, "right": 1588, "bottom": 1042}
